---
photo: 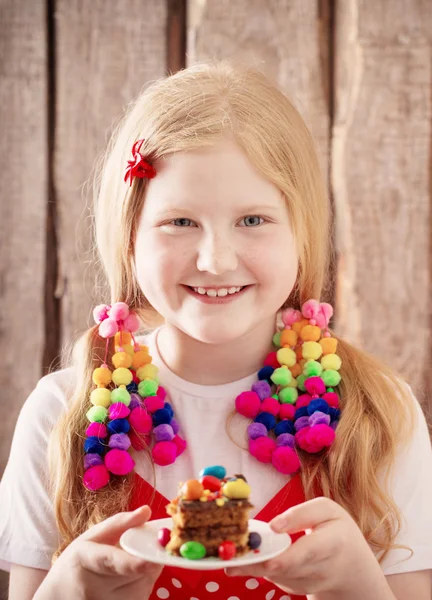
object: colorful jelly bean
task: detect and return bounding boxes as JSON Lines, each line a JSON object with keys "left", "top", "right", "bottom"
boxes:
{"left": 179, "top": 541, "right": 206, "bottom": 560}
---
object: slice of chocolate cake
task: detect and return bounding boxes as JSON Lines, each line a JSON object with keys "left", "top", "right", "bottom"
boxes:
{"left": 164, "top": 467, "right": 254, "bottom": 559}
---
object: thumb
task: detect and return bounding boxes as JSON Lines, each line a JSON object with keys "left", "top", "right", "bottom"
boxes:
{"left": 81, "top": 505, "right": 152, "bottom": 546}
{"left": 269, "top": 497, "right": 342, "bottom": 534}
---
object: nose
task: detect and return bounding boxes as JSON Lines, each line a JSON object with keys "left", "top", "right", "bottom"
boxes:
{"left": 196, "top": 233, "right": 238, "bottom": 275}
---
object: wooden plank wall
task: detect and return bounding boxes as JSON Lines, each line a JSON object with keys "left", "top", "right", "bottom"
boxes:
{"left": 0, "top": 0, "right": 431, "bottom": 592}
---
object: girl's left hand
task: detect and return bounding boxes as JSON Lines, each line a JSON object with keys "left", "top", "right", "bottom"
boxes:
{"left": 226, "top": 497, "right": 391, "bottom": 599}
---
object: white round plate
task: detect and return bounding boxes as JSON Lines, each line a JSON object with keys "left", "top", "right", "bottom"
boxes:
{"left": 120, "top": 518, "right": 291, "bottom": 570}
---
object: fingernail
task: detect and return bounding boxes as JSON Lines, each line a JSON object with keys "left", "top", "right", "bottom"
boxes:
{"left": 271, "top": 516, "right": 288, "bottom": 532}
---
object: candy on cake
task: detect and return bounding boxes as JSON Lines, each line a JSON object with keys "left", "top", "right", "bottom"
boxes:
{"left": 159, "top": 465, "right": 262, "bottom": 560}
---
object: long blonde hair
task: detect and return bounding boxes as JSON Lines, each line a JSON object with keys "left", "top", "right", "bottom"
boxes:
{"left": 49, "top": 60, "right": 415, "bottom": 562}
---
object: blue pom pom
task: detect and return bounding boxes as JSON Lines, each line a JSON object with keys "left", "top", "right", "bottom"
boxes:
{"left": 107, "top": 418, "right": 130, "bottom": 434}
{"left": 307, "top": 399, "right": 330, "bottom": 416}
{"left": 152, "top": 408, "right": 172, "bottom": 427}
{"left": 294, "top": 406, "right": 309, "bottom": 420}
{"left": 329, "top": 407, "right": 341, "bottom": 421}
{"left": 258, "top": 366, "right": 274, "bottom": 382}
{"left": 254, "top": 412, "right": 276, "bottom": 431}
{"left": 274, "top": 419, "right": 295, "bottom": 436}
{"left": 126, "top": 381, "right": 138, "bottom": 393}
{"left": 164, "top": 402, "right": 174, "bottom": 418}
{"left": 84, "top": 436, "right": 105, "bottom": 454}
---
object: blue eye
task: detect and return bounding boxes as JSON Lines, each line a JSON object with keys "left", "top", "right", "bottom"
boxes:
{"left": 240, "top": 215, "right": 265, "bottom": 227}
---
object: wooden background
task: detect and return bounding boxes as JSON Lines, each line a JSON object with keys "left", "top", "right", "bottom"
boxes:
{"left": 1, "top": 0, "right": 431, "bottom": 592}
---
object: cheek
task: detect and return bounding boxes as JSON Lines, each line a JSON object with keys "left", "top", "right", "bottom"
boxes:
{"left": 247, "top": 233, "right": 298, "bottom": 284}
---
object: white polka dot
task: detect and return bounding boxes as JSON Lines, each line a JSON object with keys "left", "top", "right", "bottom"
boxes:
{"left": 228, "top": 597, "right": 240, "bottom": 600}
{"left": 245, "top": 578, "right": 259, "bottom": 589}
{"left": 205, "top": 581, "right": 219, "bottom": 592}
{"left": 190, "top": 597, "right": 200, "bottom": 600}
{"left": 171, "top": 578, "right": 182, "bottom": 588}
{"left": 279, "top": 596, "right": 290, "bottom": 600}
{"left": 265, "top": 591, "right": 276, "bottom": 600}
{"left": 156, "top": 588, "right": 169, "bottom": 599}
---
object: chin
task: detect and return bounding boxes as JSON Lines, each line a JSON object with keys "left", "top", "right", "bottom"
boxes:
{"left": 180, "top": 317, "right": 253, "bottom": 346}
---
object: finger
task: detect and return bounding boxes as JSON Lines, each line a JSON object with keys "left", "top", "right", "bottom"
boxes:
{"left": 81, "top": 505, "right": 152, "bottom": 545}
{"left": 78, "top": 540, "right": 151, "bottom": 578}
{"left": 270, "top": 497, "right": 343, "bottom": 534}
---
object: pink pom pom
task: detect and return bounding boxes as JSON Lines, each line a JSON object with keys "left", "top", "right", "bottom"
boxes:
{"left": 109, "top": 302, "right": 130, "bottom": 321}
{"left": 272, "top": 446, "right": 301, "bottom": 474}
{"left": 86, "top": 422, "right": 107, "bottom": 438}
{"left": 83, "top": 464, "right": 110, "bottom": 490}
{"left": 301, "top": 300, "right": 320, "bottom": 320}
{"left": 249, "top": 436, "right": 277, "bottom": 463}
{"left": 281, "top": 308, "right": 302, "bottom": 326}
{"left": 295, "top": 426, "right": 321, "bottom": 453}
{"left": 260, "top": 397, "right": 280, "bottom": 416}
{"left": 323, "top": 392, "right": 339, "bottom": 408}
{"left": 152, "top": 441, "right": 177, "bottom": 466}
{"left": 172, "top": 434, "right": 187, "bottom": 456}
{"left": 93, "top": 304, "right": 110, "bottom": 324}
{"left": 99, "top": 318, "right": 118, "bottom": 338}
{"left": 279, "top": 403, "right": 296, "bottom": 420}
{"left": 109, "top": 403, "right": 131, "bottom": 420}
{"left": 296, "top": 393, "right": 313, "bottom": 408}
{"left": 304, "top": 376, "right": 326, "bottom": 397}
{"left": 156, "top": 386, "right": 167, "bottom": 401}
{"left": 105, "top": 449, "right": 135, "bottom": 475}
{"left": 129, "top": 407, "right": 152, "bottom": 433}
{"left": 264, "top": 352, "right": 280, "bottom": 369}
{"left": 124, "top": 312, "right": 140, "bottom": 332}
{"left": 129, "top": 431, "right": 151, "bottom": 450}
{"left": 144, "top": 395, "right": 164, "bottom": 413}
{"left": 315, "top": 303, "right": 334, "bottom": 328}
{"left": 307, "top": 424, "right": 335, "bottom": 448}
{"left": 235, "top": 391, "right": 261, "bottom": 418}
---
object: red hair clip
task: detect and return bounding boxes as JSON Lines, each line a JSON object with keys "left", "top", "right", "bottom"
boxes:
{"left": 124, "top": 139, "right": 156, "bottom": 187}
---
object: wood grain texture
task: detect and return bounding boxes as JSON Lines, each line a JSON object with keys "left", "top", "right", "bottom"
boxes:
{"left": 0, "top": 0, "right": 47, "bottom": 476}
{"left": 54, "top": 0, "right": 168, "bottom": 350}
{"left": 332, "top": 0, "right": 432, "bottom": 408}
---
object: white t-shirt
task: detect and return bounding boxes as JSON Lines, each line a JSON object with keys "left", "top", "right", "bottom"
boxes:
{"left": 0, "top": 328, "right": 431, "bottom": 577}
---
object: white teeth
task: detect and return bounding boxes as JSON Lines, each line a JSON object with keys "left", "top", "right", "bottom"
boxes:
{"left": 192, "top": 286, "right": 243, "bottom": 297}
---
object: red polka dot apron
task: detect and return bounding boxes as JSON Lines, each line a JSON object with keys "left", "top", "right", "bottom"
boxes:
{"left": 130, "top": 473, "right": 308, "bottom": 600}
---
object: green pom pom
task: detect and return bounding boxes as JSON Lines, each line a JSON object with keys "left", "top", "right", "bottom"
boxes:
{"left": 86, "top": 405, "right": 108, "bottom": 423}
{"left": 272, "top": 332, "right": 282, "bottom": 348}
{"left": 111, "top": 387, "right": 131, "bottom": 406}
{"left": 278, "top": 387, "right": 298, "bottom": 404}
{"left": 303, "top": 360, "right": 323, "bottom": 377}
{"left": 271, "top": 367, "right": 292, "bottom": 386}
{"left": 297, "top": 374, "right": 307, "bottom": 392}
{"left": 327, "top": 387, "right": 334, "bottom": 393}
{"left": 322, "top": 370, "right": 341, "bottom": 387}
{"left": 272, "top": 394, "right": 279, "bottom": 400}
{"left": 138, "top": 379, "right": 158, "bottom": 398}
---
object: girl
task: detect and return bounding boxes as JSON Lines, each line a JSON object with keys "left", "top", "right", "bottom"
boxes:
{"left": 1, "top": 61, "right": 431, "bottom": 600}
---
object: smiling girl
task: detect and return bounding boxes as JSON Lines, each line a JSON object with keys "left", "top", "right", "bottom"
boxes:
{"left": 1, "top": 61, "right": 431, "bottom": 600}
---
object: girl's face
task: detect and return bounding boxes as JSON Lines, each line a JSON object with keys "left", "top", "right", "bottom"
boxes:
{"left": 134, "top": 139, "right": 298, "bottom": 344}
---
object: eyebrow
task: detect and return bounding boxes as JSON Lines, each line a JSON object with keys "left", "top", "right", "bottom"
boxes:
{"left": 154, "top": 204, "right": 283, "bottom": 218}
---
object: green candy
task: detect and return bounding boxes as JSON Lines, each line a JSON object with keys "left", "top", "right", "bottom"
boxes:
{"left": 138, "top": 379, "right": 158, "bottom": 398}
{"left": 272, "top": 332, "right": 281, "bottom": 348}
{"left": 179, "top": 541, "right": 207, "bottom": 560}
{"left": 86, "top": 405, "right": 108, "bottom": 423}
{"left": 297, "top": 374, "right": 307, "bottom": 392}
{"left": 303, "top": 360, "right": 322, "bottom": 378}
{"left": 278, "top": 387, "right": 298, "bottom": 404}
{"left": 271, "top": 367, "right": 292, "bottom": 386}
{"left": 111, "top": 387, "right": 131, "bottom": 406}
{"left": 322, "top": 369, "right": 341, "bottom": 387}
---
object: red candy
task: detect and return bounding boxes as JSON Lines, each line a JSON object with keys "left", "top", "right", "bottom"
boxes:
{"left": 218, "top": 540, "right": 236, "bottom": 560}
{"left": 200, "top": 475, "right": 221, "bottom": 492}
{"left": 158, "top": 527, "right": 171, "bottom": 547}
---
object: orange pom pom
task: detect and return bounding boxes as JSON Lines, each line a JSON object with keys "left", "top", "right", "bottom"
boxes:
{"left": 132, "top": 349, "right": 151, "bottom": 370}
{"left": 289, "top": 363, "right": 302, "bottom": 378}
{"left": 114, "top": 331, "right": 132, "bottom": 346}
{"left": 292, "top": 318, "right": 309, "bottom": 334}
{"left": 112, "top": 351, "right": 133, "bottom": 369}
{"left": 319, "top": 337, "right": 338, "bottom": 355}
{"left": 92, "top": 366, "right": 112, "bottom": 386}
{"left": 280, "top": 329, "right": 298, "bottom": 347}
{"left": 300, "top": 325, "right": 321, "bottom": 342}
{"left": 295, "top": 346, "right": 304, "bottom": 362}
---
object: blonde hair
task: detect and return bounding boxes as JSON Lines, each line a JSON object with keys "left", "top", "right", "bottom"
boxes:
{"left": 49, "top": 60, "right": 415, "bottom": 562}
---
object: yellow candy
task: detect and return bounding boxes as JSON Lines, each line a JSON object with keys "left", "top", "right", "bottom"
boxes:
{"left": 319, "top": 337, "right": 338, "bottom": 355}
{"left": 215, "top": 498, "right": 225, "bottom": 507}
{"left": 280, "top": 329, "right": 298, "bottom": 347}
{"left": 300, "top": 325, "right": 321, "bottom": 342}
{"left": 137, "top": 363, "right": 158, "bottom": 381}
{"left": 132, "top": 349, "right": 151, "bottom": 370}
{"left": 302, "top": 341, "right": 323, "bottom": 361}
{"left": 112, "top": 367, "right": 133, "bottom": 386}
{"left": 92, "top": 366, "right": 112, "bottom": 386}
{"left": 90, "top": 388, "right": 111, "bottom": 407}
{"left": 276, "top": 348, "right": 296, "bottom": 367}
{"left": 222, "top": 479, "right": 251, "bottom": 499}
{"left": 321, "top": 353, "right": 342, "bottom": 371}
{"left": 112, "top": 351, "right": 133, "bottom": 369}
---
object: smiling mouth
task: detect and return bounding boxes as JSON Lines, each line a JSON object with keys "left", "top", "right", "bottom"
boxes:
{"left": 184, "top": 285, "right": 250, "bottom": 298}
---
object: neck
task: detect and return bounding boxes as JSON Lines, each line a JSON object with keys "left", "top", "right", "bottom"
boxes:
{"left": 156, "top": 317, "right": 277, "bottom": 385}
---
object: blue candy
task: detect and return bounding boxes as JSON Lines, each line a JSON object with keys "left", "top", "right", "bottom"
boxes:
{"left": 199, "top": 465, "right": 227, "bottom": 479}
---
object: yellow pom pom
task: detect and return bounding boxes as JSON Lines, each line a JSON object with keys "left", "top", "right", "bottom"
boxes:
{"left": 289, "top": 363, "right": 302, "bottom": 378}
{"left": 114, "top": 331, "right": 132, "bottom": 346}
{"left": 132, "top": 349, "right": 151, "bottom": 370}
{"left": 137, "top": 363, "right": 159, "bottom": 382}
{"left": 119, "top": 343, "right": 135, "bottom": 357}
{"left": 302, "top": 341, "right": 323, "bottom": 361}
{"left": 112, "top": 367, "right": 133, "bottom": 386}
{"left": 280, "top": 329, "right": 298, "bottom": 347}
{"left": 112, "top": 351, "right": 133, "bottom": 369}
{"left": 284, "top": 376, "right": 298, "bottom": 389}
{"left": 90, "top": 387, "right": 111, "bottom": 407}
{"left": 321, "top": 353, "right": 342, "bottom": 371}
{"left": 319, "top": 337, "right": 338, "bottom": 355}
{"left": 292, "top": 318, "right": 309, "bottom": 334}
{"left": 276, "top": 347, "right": 296, "bottom": 367}
{"left": 92, "top": 366, "right": 112, "bottom": 386}
{"left": 300, "top": 325, "right": 321, "bottom": 342}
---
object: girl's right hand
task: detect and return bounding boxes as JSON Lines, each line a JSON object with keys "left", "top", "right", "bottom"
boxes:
{"left": 34, "top": 505, "right": 163, "bottom": 600}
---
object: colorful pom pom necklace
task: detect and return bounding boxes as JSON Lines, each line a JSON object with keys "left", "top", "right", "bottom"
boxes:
{"left": 82, "top": 299, "right": 342, "bottom": 491}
